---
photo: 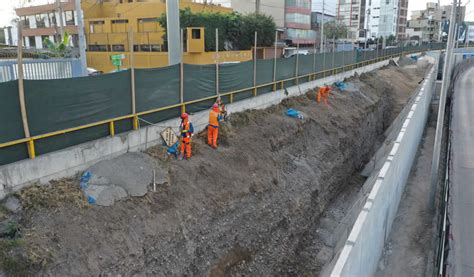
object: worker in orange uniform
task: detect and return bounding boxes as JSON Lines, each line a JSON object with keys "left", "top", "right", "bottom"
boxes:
{"left": 317, "top": 85, "right": 332, "bottom": 106}
{"left": 179, "top": 113, "right": 193, "bottom": 160}
{"left": 208, "top": 103, "right": 223, "bottom": 149}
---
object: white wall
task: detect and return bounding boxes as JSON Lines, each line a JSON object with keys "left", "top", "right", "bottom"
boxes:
{"left": 329, "top": 55, "right": 438, "bottom": 276}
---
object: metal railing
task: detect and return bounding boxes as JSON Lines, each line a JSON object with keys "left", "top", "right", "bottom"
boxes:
{"left": 0, "top": 44, "right": 444, "bottom": 163}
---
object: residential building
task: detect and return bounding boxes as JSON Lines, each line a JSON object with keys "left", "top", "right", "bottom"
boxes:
{"left": 406, "top": 2, "right": 465, "bottom": 43}
{"left": 336, "top": 0, "right": 367, "bottom": 42}
{"left": 3, "top": 26, "right": 19, "bottom": 46}
{"left": 397, "top": 0, "right": 408, "bottom": 40}
{"left": 83, "top": 0, "right": 252, "bottom": 72}
{"left": 15, "top": 0, "right": 79, "bottom": 49}
{"left": 363, "top": 0, "right": 401, "bottom": 42}
{"left": 230, "top": 0, "right": 316, "bottom": 46}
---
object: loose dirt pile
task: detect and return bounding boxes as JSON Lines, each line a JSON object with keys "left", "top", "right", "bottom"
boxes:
{"left": 0, "top": 61, "right": 430, "bottom": 276}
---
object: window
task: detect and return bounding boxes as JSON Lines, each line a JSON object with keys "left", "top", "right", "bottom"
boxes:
{"left": 21, "top": 16, "right": 30, "bottom": 27}
{"left": 112, "top": 19, "right": 129, "bottom": 32}
{"left": 89, "top": 44, "right": 107, "bottom": 51}
{"left": 285, "top": 13, "right": 310, "bottom": 25}
{"left": 49, "top": 12, "right": 57, "bottom": 26}
{"left": 36, "top": 14, "right": 47, "bottom": 28}
{"left": 65, "top": 11, "right": 75, "bottom": 26}
{"left": 89, "top": 20, "right": 105, "bottom": 33}
{"left": 28, "top": 36, "right": 36, "bottom": 48}
{"left": 41, "top": 35, "right": 49, "bottom": 47}
{"left": 111, "top": 44, "right": 125, "bottom": 51}
{"left": 137, "top": 18, "right": 158, "bottom": 32}
{"left": 133, "top": 44, "right": 162, "bottom": 52}
{"left": 191, "top": 29, "right": 201, "bottom": 39}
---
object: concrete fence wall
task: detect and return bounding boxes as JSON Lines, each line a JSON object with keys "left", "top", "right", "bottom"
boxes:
{"left": 0, "top": 57, "right": 399, "bottom": 200}
{"left": 329, "top": 57, "right": 437, "bottom": 276}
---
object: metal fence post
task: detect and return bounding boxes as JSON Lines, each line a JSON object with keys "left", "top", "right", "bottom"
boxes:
{"left": 129, "top": 28, "right": 138, "bottom": 130}
{"left": 17, "top": 23, "right": 35, "bottom": 159}
{"left": 180, "top": 28, "right": 185, "bottom": 114}
{"left": 332, "top": 36, "right": 335, "bottom": 75}
{"left": 253, "top": 31, "right": 257, "bottom": 96}
{"left": 295, "top": 43, "right": 300, "bottom": 85}
{"left": 312, "top": 38, "right": 317, "bottom": 80}
{"left": 273, "top": 31, "right": 277, "bottom": 91}
{"left": 215, "top": 28, "right": 219, "bottom": 97}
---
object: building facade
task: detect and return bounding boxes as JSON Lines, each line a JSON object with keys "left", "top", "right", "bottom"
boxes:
{"left": 406, "top": 2, "right": 466, "bottom": 43}
{"left": 397, "top": 0, "right": 408, "bottom": 40}
{"left": 336, "top": 0, "right": 367, "bottom": 42}
{"left": 15, "top": 0, "right": 79, "bottom": 49}
{"left": 363, "top": 0, "right": 400, "bottom": 41}
{"left": 230, "top": 0, "right": 316, "bottom": 46}
{"left": 83, "top": 0, "right": 252, "bottom": 72}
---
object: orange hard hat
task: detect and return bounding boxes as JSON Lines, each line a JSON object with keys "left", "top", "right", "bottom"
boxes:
{"left": 181, "top": 113, "right": 189, "bottom": 119}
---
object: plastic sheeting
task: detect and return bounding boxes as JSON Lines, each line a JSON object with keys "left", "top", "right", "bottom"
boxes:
{"left": 24, "top": 70, "right": 133, "bottom": 155}
{"left": 0, "top": 80, "right": 28, "bottom": 165}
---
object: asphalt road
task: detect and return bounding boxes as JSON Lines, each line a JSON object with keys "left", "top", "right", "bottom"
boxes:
{"left": 449, "top": 66, "right": 474, "bottom": 276}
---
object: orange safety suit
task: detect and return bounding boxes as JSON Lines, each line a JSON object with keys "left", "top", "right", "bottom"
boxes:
{"left": 317, "top": 86, "right": 331, "bottom": 105}
{"left": 208, "top": 107, "right": 221, "bottom": 148}
{"left": 180, "top": 119, "right": 192, "bottom": 158}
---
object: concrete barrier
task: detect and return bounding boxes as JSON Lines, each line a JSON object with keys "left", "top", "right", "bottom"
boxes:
{"left": 328, "top": 56, "right": 438, "bottom": 276}
{"left": 0, "top": 58, "right": 397, "bottom": 199}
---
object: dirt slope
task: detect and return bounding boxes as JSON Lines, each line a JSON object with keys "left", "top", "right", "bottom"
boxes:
{"left": 0, "top": 62, "right": 429, "bottom": 276}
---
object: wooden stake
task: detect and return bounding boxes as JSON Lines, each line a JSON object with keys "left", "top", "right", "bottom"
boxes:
{"left": 129, "top": 28, "right": 138, "bottom": 130}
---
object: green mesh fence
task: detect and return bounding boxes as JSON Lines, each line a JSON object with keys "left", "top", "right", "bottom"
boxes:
{"left": 0, "top": 44, "right": 444, "bottom": 165}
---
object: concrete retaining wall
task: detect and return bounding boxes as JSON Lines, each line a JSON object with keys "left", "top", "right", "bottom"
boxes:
{"left": 0, "top": 58, "right": 396, "bottom": 200}
{"left": 329, "top": 57, "right": 437, "bottom": 276}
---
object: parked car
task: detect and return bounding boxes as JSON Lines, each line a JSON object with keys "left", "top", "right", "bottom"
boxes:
{"left": 283, "top": 47, "right": 310, "bottom": 58}
{"left": 87, "top": 67, "right": 103, "bottom": 76}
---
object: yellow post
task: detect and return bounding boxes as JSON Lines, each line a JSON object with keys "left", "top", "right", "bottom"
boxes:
{"left": 109, "top": 121, "right": 115, "bottom": 137}
{"left": 181, "top": 104, "right": 186, "bottom": 114}
{"left": 280, "top": 81, "right": 284, "bottom": 90}
{"left": 253, "top": 31, "right": 257, "bottom": 97}
{"left": 133, "top": 116, "right": 139, "bottom": 130}
{"left": 27, "top": 140, "right": 35, "bottom": 159}
{"left": 230, "top": 93, "right": 234, "bottom": 103}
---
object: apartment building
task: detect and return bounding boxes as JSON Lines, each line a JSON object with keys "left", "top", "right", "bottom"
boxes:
{"left": 336, "top": 0, "right": 367, "bottom": 42}
{"left": 364, "top": 0, "right": 400, "bottom": 40}
{"left": 397, "top": 0, "right": 408, "bottom": 40}
{"left": 230, "top": 0, "right": 316, "bottom": 46}
{"left": 406, "top": 2, "right": 465, "bottom": 43}
{"left": 15, "top": 0, "right": 79, "bottom": 49}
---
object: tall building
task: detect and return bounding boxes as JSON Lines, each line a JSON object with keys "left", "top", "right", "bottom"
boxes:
{"left": 230, "top": 0, "right": 316, "bottom": 46}
{"left": 336, "top": 0, "right": 367, "bottom": 42}
{"left": 15, "top": 0, "right": 79, "bottom": 49}
{"left": 406, "top": 2, "right": 466, "bottom": 43}
{"left": 363, "top": 0, "right": 401, "bottom": 41}
{"left": 397, "top": 0, "right": 408, "bottom": 40}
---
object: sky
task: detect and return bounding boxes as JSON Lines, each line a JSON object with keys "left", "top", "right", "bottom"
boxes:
{"left": 0, "top": 0, "right": 473, "bottom": 27}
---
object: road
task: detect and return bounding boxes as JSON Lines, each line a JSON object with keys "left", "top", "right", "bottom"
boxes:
{"left": 448, "top": 66, "right": 474, "bottom": 276}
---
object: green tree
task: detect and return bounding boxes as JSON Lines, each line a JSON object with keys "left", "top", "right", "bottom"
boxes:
{"left": 386, "top": 34, "right": 396, "bottom": 46}
{"left": 323, "top": 21, "right": 348, "bottom": 39}
{"left": 42, "top": 32, "right": 72, "bottom": 57}
{"left": 158, "top": 8, "right": 276, "bottom": 51}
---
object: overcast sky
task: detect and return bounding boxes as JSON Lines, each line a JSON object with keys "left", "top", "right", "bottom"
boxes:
{"left": 1, "top": 0, "right": 473, "bottom": 27}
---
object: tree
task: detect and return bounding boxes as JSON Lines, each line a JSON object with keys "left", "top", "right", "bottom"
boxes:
{"left": 42, "top": 32, "right": 72, "bottom": 57}
{"left": 323, "top": 21, "right": 348, "bottom": 39}
{"left": 386, "top": 34, "right": 396, "bottom": 46}
{"left": 158, "top": 8, "right": 276, "bottom": 51}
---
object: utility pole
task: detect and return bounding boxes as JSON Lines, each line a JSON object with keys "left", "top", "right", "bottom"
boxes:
{"left": 166, "top": 0, "right": 181, "bottom": 65}
{"left": 429, "top": 0, "right": 458, "bottom": 209}
{"left": 56, "top": 0, "right": 64, "bottom": 40}
{"left": 256, "top": 0, "right": 261, "bottom": 13}
{"left": 320, "top": 0, "right": 325, "bottom": 53}
{"left": 75, "top": 0, "right": 87, "bottom": 76}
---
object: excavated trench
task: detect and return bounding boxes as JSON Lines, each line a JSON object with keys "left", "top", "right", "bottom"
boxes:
{"left": 0, "top": 61, "right": 429, "bottom": 276}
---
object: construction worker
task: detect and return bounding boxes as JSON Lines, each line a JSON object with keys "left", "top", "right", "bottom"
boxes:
{"left": 208, "top": 103, "right": 223, "bottom": 149}
{"left": 317, "top": 85, "right": 332, "bottom": 106}
{"left": 215, "top": 96, "right": 227, "bottom": 121}
{"left": 179, "top": 113, "right": 193, "bottom": 159}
